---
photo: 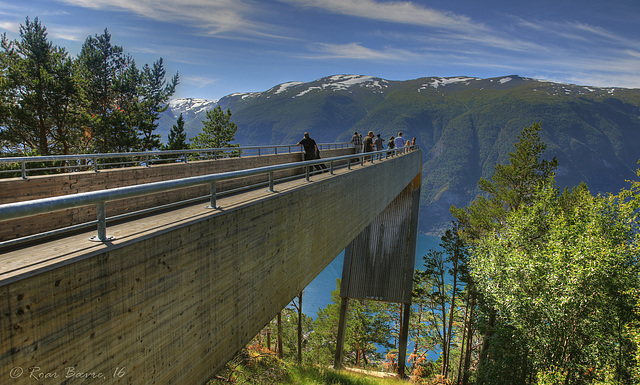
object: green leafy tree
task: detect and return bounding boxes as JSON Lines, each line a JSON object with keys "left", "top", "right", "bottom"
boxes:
{"left": 0, "top": 17, "right": 81, "bottom": 155}
{"left": 450, "top": 123, "right": 558, "bottom": 383}
{"left": 190, "top": 105, "right": 239, "bottom": 149}
{"left": 473, "top": 182, "right": 639, "bottom": 384}
{"left": 310, "top": 279, "right": 393, "bottom": 368}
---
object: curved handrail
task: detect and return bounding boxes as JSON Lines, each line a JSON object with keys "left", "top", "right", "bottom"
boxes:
{"left": 0, "top": 147, "right": 417, "bottom": 242}
{"left": 0, "top": 143, "right": 352, "bottom": 178}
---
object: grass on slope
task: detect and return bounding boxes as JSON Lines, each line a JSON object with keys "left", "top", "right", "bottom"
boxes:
{"left": 208, "top": 345, "right": 408, "bottom": 385}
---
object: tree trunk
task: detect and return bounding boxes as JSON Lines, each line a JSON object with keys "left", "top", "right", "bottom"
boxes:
{"left": 478, "top": 307, "right": 496, "bottom": 371}
{"left": 444, "top": 265, "right": 458, "bottom": 378}
{"left": 297, "top": 291, "right": 303, "bottom": 364}
{"left": 462, "top": 293, "right": 476, "bottom": 385}
{"left": 457, "top": 298, "right": 469, "bottom": 384}
{"left": 277, "top": 311, "right": 283, "bottom": 359}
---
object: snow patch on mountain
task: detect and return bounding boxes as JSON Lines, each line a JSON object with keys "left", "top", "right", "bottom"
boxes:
{"left": 229, "top": 92, "right": 261, "bottom": 100}
{"left": 273, "top": 81, "right": 304, "bottom": 95}
{"left": 169, "top": 98, "right": 218, "bottom": 115}
{"left": 499, "top": 77, "right": 512, "bottom": 84}
{"left": 420, "top": 76, "right": 480, "bottom": 91}
{"left": 294, "top": 75, "right": 388, "bottom": 98}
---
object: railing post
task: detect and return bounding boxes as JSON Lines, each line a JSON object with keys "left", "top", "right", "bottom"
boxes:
{"left": 93, "top": 156, "right": 99, "bottom": 172}
{"left": 330, "top": 161, "right": 334, "bottom": 175}
{"left": 208, "top": 182, "right": 218, "bottom": 209}
{"left": 89, "top": 201, "right": 114, "bottom": 242}
{"left": 305, "top": 166, "right": 310, "bottom": 182}
{"left": 97, "top": 201, "right": 107, "bottom": 240}
{"left": 269, "top": 172, "right": 275, "bottom": 192}
{"left": 21, "top": 161, "right": 26, "bottom": 179}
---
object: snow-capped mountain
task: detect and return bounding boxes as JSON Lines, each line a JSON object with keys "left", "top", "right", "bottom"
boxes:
{"left": 158, "top": 74, "right": 640, "bottom": 232}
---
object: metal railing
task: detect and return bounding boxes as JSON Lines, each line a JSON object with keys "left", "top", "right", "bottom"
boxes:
{"left": 0, "top": 147, "right": 416, "bottom": 245}
{"left": 0, "top": 143, "right": 351, "bottom": 179}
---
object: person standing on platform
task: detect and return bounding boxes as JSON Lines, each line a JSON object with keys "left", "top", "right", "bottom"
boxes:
{"left": 350, "top": 131, "right": 362, "bottom": 154}
{"left": 388, "top": 136, "right": 395, "bottom": 155}
{"left": 363, "top": 131, "right": 375, "bottom": 162}
{"left": 394, "top": 132, "right": 406, "bottom": 152}
{"left": 374, "top": 134, "right": 384, "bottom": 159}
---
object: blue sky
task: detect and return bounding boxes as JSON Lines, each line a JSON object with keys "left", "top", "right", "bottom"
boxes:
{"left": 2, "top": 0, "right": 639, "bottom": 100}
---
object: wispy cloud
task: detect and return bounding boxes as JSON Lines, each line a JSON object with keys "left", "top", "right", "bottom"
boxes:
{"left": 58, "top": 0, "right": 282, "bottom": 38}
{"left": 305, "top": 42, "right": 419, "bottom": 60}
{"left": 280, "top": 0, "right": 487, "bottom": 33}
{"left": 281, "top": 0, "right": 551, "bottom": 55}
{"left": 47, "top": 25, "right": 87, "bottom": 42}
{"left": 0, "top": 21, "right": 20, "bottom": 32}
{"left": 183, "top": 74, "right": 219, "bottom": 88}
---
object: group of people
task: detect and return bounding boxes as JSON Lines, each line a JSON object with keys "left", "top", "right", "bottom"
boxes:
{"left": 350, "top": 131, "right": 415, "bottom": 158}
{"left": 297, "top": 130, "right": 415, "bottom": 170}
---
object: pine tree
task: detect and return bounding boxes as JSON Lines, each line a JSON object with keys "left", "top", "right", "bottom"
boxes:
{"left": 0, "top": 17, "right": 81, "bottom": 155}
{"left": 190, "top": 106, "right": 238, "bottom": 149}
{"left": 76, "top": 29, "right": 135, "bottom": 153}
{"left": 76, "top": 29, "right": 178, "bottom": 153}
{"left": 451, "top": 122, "right": 558, "bottom": 240}
{"left": 164, "top": 114, "right": 189, "bottom": 151}
{"left": 136, "top": 58, "right": 179, "bottom": 151}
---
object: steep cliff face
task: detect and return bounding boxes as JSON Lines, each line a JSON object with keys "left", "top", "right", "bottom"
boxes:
{"left": 160, "top": 74, "right": 640, "bottom": 233}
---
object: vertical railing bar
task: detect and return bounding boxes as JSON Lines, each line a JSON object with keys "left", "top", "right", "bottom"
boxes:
{"left": 269, "top": 172, "right": 275, "bottom": 192}
{"left": 208, "top": 182, "right": 217, "bottom": 209}
{"left": 88, "top": 201, "right": 114, "bottom": 242}
{"left": 21, "top": 161, "right": 26, "bottom": 179}
{"left": 305, "top": 166, "right": 310, "bottom": 182}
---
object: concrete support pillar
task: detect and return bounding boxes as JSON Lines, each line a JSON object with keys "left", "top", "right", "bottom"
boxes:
{"left": 333, "top": 297, "right": 350, "bottom": 370}
{"left": 397, "top": 302, "right": 412, "bottom": 378}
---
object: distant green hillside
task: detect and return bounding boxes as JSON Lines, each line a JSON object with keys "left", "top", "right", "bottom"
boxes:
{"left": 161, "top": 75, "right": 640, "bottom": 233}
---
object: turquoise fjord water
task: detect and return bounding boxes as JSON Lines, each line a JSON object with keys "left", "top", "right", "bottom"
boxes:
{"left": 302, "top": 234, "right": 441, "bottom": 319}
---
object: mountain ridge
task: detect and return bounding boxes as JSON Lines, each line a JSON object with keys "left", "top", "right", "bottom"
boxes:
{"left": 159, "top": 74, "right": 640, "bottom": 233}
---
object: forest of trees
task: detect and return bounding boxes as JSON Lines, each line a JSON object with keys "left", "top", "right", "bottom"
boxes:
{"left": 0, "top": 17, "right": 239, "bottom": 158}
{"left": 245, "top": 124, "right": 640, "bottom": 385}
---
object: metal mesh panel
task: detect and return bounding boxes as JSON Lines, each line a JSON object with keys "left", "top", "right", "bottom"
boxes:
{"left": 340, "top": 174, "right": 421, "bottom": 303}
